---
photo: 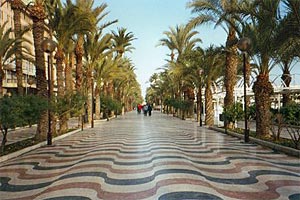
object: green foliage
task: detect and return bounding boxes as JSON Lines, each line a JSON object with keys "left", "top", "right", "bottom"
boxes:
{"left": 0, "top": 95, "right": 23, "bottom": 131}
{"left": 280, "top": 102, "right": 300, "bottom": 125}
{"left": 101, "top": 95, "right": 122, "bottom": 114}
{"left": 164, "top": 98, "right": 192, "bottom": 111}
{"left": 52, "top": 92, "right": 86, "bottom": 117}
{"left": 22, "top": 95, "right": 49, "bottom": 126}
{"left": 248, "top": 104, "right": 256, "bottom": 120}
{"left": 0, "top": 95, "right": 47, "bottom": 152}
{"left": 0, "top": 95, "right": 48, "bottom": 130}
{"left": 223, "top": 102, "right": 244, "bottom": 124}
{"left": 280, "top": 103, "right": 300, "bottom": 149}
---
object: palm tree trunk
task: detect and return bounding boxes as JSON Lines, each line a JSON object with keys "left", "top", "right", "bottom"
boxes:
{"left": 187, "top": 87, "right": 194, "bottom": 118}
{"left": 64, "top": 52, "right": 73, "bottom": 131}
{"left": 95, "top": 85, "right": 101, "bottom": 120}
{"left": 253, "top": 73, "right": 274, "bottom": 137}
{"left": 224, "top": 27, "right": 238, "bottom": 128}
{"left": 86, "top": 69, "right": 92, "bottom": 124}
{"left": 75, "top": 35, "right": 84, "bottom": 92}
{"left": 281, "top": 62, "right": 292, "bottom": 107}
{"left": 30, "top": 6, "right": 47, "bottom": 140}
{"left": 65, "top": 52, "right": 73, "bottom": 93}
{"left": 205, "top": 84, "right": 214, "bottom": 126}
{"left": 55, "top": 49, "right": 65, "bottom": 97}
{"left": 75, "top": 36, "right": 84, "bottom": 126}
{"left": 55, "top": 48, "right": 68, "bottom": 134}
{"left": 12, "top": 4, "right": 23, "bottom": 96}
{"left": 107, "top": 81, "right": 114, "bottom": 117}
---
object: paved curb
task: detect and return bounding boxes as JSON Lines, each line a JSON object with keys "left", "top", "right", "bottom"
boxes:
{"left": 0, "top": 129, "right": 81, "bottom": 163}
{"left": 210, "top": 126, "right": 300, "bottom": 158}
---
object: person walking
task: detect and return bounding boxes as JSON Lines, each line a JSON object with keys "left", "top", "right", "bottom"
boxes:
{"left": 148, "top": 103, "right": 152, "bottom": 116}
{"left": 143, "top": 104, "right": 148, "bottom": 116}
{"left": 137, "top": 104, "right": 142, "bottom": 114}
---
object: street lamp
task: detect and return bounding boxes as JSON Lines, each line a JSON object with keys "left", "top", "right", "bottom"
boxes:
{"left": 237, "top": 37, "right": 251, "bottom": 143}
{"left": 198, "top": 69, "right": 203, "bottom": 127}
{"left": 42, "top": 38, "right": 57, "bottom": 145}
{"left": 91, "top": 70, "right": 95, "bottom": 128}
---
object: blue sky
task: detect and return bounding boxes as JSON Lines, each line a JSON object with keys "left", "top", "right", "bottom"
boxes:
{"left": 100, "top": 0, "right": 226, "bottom": 97}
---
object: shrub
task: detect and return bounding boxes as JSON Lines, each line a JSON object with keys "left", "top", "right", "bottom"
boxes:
{"left": 280, "top": 103, "right": 300, "bottom": 149}
{"left": 101, "top": 95, "right": 122, "bottom": 118}
{"left": 280, "top": 102, "right": 300, "bottom": 125}
{"left": 223, "top": 102, "right": 244, "bottom": 125}
{"left": 0, "top": 95, "right": 47, "bottom": 153}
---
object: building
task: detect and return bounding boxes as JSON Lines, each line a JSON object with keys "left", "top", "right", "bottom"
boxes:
{"left": 0, "top": 0, "right": 53, "bottom": 96}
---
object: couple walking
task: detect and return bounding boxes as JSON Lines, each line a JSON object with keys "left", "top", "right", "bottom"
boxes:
{"left": 143, "top": 103, "right": 152, "bottom": 116}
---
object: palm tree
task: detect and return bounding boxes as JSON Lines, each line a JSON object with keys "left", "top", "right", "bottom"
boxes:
{"left": 155, "top": 70, "right": 176, "bottom": 114}
{"left": 273, "top": 1, "right": 300, "bottom": 106}
{"left": 73, "top": 0, "right": 116, "bottom": 125}
{"left": 240, "top": 0, "right": 280, "bottom": 137}
{"left": 27, "top": 0, "right": 48, "bottom": 140}
{"left": 94, "top": 54, "right": 117, "bottom": 119}
{"left": 49, "top": 0, "right": 99, "bottom": 133}
{"left": 112, "top": 27, "right": 136, "bottom": 58}
{"left": 202, "top": 46, "right": 224, "bottom": 126}
{"left": 187, "top": 0, "right": 240, "bottom": 127}
{"left": 158, "top": 24, "right": 201, "bottom": 118}
{"left": 107, "top": 28, "right": 135, "bottom": 115}
{"left": 84, "top": 31, "right": 112, "bottom": 122}
{"left": 181, "top": 47, "right": 204, "bottom": 122}
{"left": 74, "top": 0, "right": 114, "bottom": 93}
{"left": 114, "top": 58, "right": 137, "bottom": 114}
{"left": 148, "top": 73, "right": 164, "bottom": 108}
{"left": 158, "top": 24, "right": 201, "bottom": 61}
{"left": 284, "top": 0, "right": 300, "bottom": 28}
{"left": 64, "top": 40, "right": 75, "bottom": 93}
{"left": 94, "top": 54, "right": 120, "bottom": 118}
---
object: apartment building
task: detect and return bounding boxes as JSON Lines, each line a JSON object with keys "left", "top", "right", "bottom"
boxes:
{"left": 1, "top": 0, "right": 37, "bottom": 95}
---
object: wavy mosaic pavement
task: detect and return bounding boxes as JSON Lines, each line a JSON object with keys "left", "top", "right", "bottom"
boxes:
{"left": 0, "top": 112, "right": 299, "bottom": 200}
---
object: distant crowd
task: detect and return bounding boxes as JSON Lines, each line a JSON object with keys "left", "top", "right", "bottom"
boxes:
{"left": 137, "top": 103, "right": 152, "bottom": 116}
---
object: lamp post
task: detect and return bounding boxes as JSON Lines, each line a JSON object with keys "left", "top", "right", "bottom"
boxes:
{"left": 237, "top": 37, "right": 251, "bottom": 143}
{"left": 198, "top": 69, "right": 203, "bottom": 127}
{"left": 91, "top": 70, "right": 94, "bottom": 128}
{"left": 42, "top": 38, "right": 57, "bottom": 145}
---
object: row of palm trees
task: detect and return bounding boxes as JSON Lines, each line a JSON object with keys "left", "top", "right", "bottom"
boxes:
{"left": 147, "top": 0, "right": 299, "bottom": 137}
{"left": 0, "top": 0, "right": 142, "bottom": 140}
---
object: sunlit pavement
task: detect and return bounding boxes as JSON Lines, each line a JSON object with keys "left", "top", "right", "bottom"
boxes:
{"left": 0, "top": 111, "right": 299, "bottom": 200}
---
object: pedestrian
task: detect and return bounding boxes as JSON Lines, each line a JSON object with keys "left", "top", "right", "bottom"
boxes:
{"left": 148, "top": 103, "right": 152, "bottom": 116}
{"left": 137, "top": 104, "right": 142, "bottom": 114}
{"left": 143, "top": 104, "right": 148, "bottom": 116}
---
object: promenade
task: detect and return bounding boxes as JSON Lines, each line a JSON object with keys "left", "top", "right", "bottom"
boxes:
{"left": 0, "top": 112, "right": 299, "bottom": 200}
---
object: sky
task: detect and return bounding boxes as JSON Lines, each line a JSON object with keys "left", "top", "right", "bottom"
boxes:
{"left": 100, "top": 0, "right": 227, "bottom": 98}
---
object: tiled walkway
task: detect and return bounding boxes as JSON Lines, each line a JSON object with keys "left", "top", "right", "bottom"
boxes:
{"left": 0, "top": 112, "right": 299, "bottom": 200}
